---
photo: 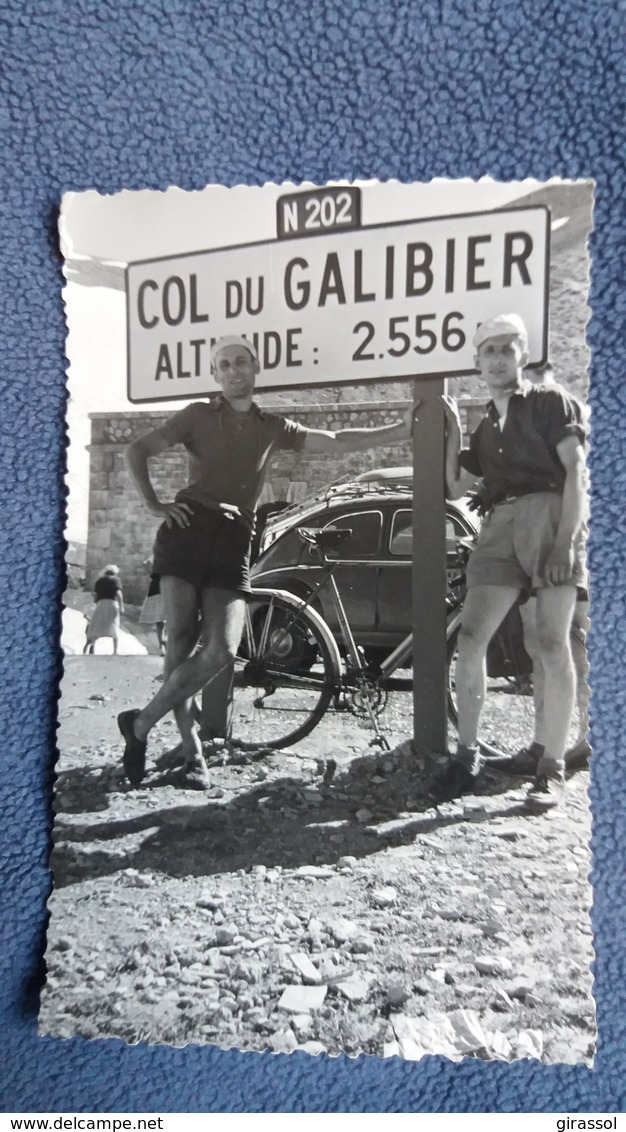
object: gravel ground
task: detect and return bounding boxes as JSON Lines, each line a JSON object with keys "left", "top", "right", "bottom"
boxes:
{"left": 41, "top": 656, "right": 595, "bottom": 1063}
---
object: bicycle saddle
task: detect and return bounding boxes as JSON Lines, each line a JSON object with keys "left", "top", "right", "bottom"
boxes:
{"left": 297, "top": 526, "right": 353, "bottom": 549}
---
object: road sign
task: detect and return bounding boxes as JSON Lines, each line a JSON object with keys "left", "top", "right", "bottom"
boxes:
{"left": 276, "top": 185, "right": 362, "bottom": 239}
{"left": 125, "top": 204, "right": 550, "bottom": 403}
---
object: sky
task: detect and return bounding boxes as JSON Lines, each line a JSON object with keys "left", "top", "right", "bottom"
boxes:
{"left": 62, "top": 177, "right": 538, "bottom": 543}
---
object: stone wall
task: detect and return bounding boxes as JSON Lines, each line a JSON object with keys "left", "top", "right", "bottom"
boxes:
{"left": 86, "top": 399, "right": 487, "bottom": 603}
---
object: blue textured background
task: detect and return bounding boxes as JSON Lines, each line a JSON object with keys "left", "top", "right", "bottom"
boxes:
{"left": 1, "top": 0, "right": 624, "bottom": 1113}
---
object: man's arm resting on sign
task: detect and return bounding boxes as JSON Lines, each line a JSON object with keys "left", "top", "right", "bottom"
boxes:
{"left": 125, "top": 430, "right": 193, "bottom": 529}
{"left": 301, "top": 405, "right": 416, "bottom": 455}
{"left": 442, "top": 396, "right": 478, "bottom": 500}
{"left": 544, "top": 436, "right": 587, "bottom": 585}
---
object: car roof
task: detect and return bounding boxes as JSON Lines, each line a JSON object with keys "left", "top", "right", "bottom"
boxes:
{"left": 264, "top": 479, "right": 411, "bottom": 534}
{"left": 263, "top": 476, "right": 478, "bottom": 540}
{"left": 354, "top": 466, "right": 412, "bottom": 484}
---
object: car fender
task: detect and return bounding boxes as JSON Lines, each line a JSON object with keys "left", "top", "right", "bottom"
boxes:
{"left": 251, "top": 569, "right": 324, "bottom": 613}
{"left": 248, "top": 587, "right": 342, "bottom": 680}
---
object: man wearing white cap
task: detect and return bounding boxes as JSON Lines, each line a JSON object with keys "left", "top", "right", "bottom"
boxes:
{"left": 119, "top": 335, "right": 414, "bottom": 789}
{"left": 431, "top": 315, "right": 588, "bottom": 812}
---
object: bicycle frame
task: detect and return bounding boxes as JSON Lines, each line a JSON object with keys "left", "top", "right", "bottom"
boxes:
{"left": 223, "top": 534, "right": 478, "bottom": 752}
{"left": 237, "top": 533, "right": 564, "bottom": 759}
{"left": 270, "top": 538, "right": 467, "bottom": 685}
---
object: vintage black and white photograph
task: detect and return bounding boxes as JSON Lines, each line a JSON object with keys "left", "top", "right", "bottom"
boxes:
{"left": 42, "top": 178, "right": 595, "bottom": 1062}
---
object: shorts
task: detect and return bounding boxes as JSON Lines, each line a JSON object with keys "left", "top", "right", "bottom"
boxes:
{"left": 153, "top": 504, "right": 252, "bottom": 593}
{"left": 466, "top": 491, "right": 588, "bottom": 594}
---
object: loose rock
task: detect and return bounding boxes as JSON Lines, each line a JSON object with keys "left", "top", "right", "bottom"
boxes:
{"left": 474, "top": 956, "right": 514, "bottom": 976}
{"left": 371, "top": 886, "right": 398, "bottom": 908}
{"left": 492, "top": 988, "right": 515, "bottom": 1012}
{"left": 386, "top": 983, "right": 410, "bottom": 1008}
{"left": 277, "top": 985, "right": 327, "bottom": 1014}
{"left": 215, "top": 926, "right": 239, "bottom": 946}
{"left": 351, "top": 935, "right": 376, "bottom": 954}
{"left": 514, "top": 1029, "right": 544, "bottom": 1060}
{"left": 298, "top": 1040, "right": 326, "bottom": 1055}
{"left": 293, "top": 866, "right": 334, "bottom": 879}
{"left": 330, "top": 972, "right": 376, "bottom": 1003}
{"left": 289, "top": 952, "right": 320, "bottom": 985}
{"left": 355, "top": 808, "right": 374, "bottom": 823}
{"left": 325, "top": 917, "right": 358, "bottom": 943}
{"left": 269, "top": 1028, "right": 298, "bottom": 1053}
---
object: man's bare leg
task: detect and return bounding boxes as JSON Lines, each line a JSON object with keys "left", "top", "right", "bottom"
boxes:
{"left": 150, "top": 588, "right": 246, "bottom": 788}
{"left": 571, "top": 600, "right": 590, "bottom": 744}
{"left": 492, "top": 596, "right": 552, "bottom": 775}
{"left": 519, "top": 598, "right": 546, "bottom": 744}
{"left": 524, "top": 585, "right": 577, "bottom": 811}
{"left": 533, "top": 586, "right": 577, "bottom": 766}
{"left": 133, "top": 587, "right": 245, "bottom": 743}
{"left": 198, "top": 588, "right": 246, "bottom": 741}
{"left": 518, "top": 596, "right": 589, "bottom": 770}
{"left": 429, "top": 584, "right": 519, "bottom": 801}
{"left": 158, "top": 576, "right": 202, "bottom": 760}
{"left": 455, "top": 584, "right": 522, "bottom": 747}
{"left": 118, "top": 575, "right": 199, "bottom": 785}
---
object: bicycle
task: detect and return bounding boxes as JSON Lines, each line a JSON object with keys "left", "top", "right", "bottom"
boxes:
{"left": 219, "top": 525, "right": 583, "bottom": 758}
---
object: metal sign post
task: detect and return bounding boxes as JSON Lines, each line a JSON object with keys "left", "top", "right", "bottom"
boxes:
{"left": 412, "top": 376, "right": 448, "bottom": 755}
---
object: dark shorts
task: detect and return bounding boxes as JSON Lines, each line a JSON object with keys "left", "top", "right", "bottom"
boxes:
{"left": 153, "top": 504, "right": 252, "bottom": 593}
{"left": 466, "top": 491, "right": 588, "bottom": 594}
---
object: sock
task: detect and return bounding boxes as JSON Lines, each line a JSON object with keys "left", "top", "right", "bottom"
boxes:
{"left": 536, "top": 755, "right": 565, "bottom": 778}
{"left": 455, "top": 743, "right": 481, "bottom": 773}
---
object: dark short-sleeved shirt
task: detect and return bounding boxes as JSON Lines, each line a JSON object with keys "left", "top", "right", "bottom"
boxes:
{"left": 94, "top": 574, "right": 121, "bottom": 600}
{"left": 156, "top": 396, "right": 308, "bottom": 528}
{"left": 458, "top": 383, "right": 586, "bottom": 504}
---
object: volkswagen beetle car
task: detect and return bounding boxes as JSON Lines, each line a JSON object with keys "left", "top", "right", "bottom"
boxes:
{"left": 250, "top": 468, "right": 480, "bottom": 662}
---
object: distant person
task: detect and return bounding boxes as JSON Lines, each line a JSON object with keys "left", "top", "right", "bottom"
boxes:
{"left": 84, "top": 565, "right": 124, "bottom": 655}
{"left": 138, "top": 558, "right": 166, "bottom": 655}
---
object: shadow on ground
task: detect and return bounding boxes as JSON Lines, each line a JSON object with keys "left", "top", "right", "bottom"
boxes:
{"left": 51, "top": 743, "right": 533, "bottom": 887}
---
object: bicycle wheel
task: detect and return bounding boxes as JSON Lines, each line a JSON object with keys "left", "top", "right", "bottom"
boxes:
{"left": 446, "top": 625, "right": 582, "bottom": 758}
{"left": 228, "top": 591, "right": 340, "bottom": 750}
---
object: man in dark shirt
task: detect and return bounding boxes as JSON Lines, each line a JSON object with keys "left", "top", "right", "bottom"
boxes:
{"left": 119, "top": 335, "right": 414, "bottom": 790}
{"left": 431, "top": 315, "right": 588, "bottom": 812}
{"left": 492, "top": 359, "right": 591, "bottom": 777}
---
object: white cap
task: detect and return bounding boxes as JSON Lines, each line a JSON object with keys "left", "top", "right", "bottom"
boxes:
{"left": 210, "top": 335, "right": 257, "bottom": 365}
{"left": 473, "top": 314, "right": 528, "bottom": 351}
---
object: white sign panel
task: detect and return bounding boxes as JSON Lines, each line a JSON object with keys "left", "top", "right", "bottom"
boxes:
{"left": 126, "top": 204, "right": 549, "bottom": 403}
